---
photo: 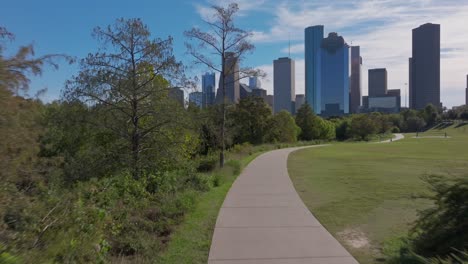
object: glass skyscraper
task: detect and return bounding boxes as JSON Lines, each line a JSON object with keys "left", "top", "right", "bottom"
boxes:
{"left": 202, "top": 72, "right": 215, "bottom": 108}
{"left": 349, "top": 46, "right": 362, "bottom": 113}
{"left": 319, "top": 32, "right": 349, "bottom": 116}
{"left": 305, "top": 25, "right": 324, "bottom": 114}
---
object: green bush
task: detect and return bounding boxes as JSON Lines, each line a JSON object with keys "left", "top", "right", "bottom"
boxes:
{"left": 196, "top": 154, "right": 218, "bottom": 173}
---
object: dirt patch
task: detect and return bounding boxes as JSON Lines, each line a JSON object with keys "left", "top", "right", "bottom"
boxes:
{"left": 337, "top": 228, "right": 370, "bottom": 249}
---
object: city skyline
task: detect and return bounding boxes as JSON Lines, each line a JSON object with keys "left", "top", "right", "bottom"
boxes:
{"left": 3, "top": 0, "right": 468, "bottom": 107}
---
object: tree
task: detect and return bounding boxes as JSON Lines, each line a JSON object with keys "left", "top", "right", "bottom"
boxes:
{"left": 230, "top": 96, "right": 271, "bottom": 145}
{"left": 349, "top": 114, "right": 379, "bottom": 141}
{"left": 266, "top": 111, "right": 300, "bottom": 143}
{"left": 406, "top": 116, "right": 427, "bottom": 132}
{"left": 64, "top": 18, "right": 185, "bottom": 179}
{"left": 295, "top": 103, "right": 320, "bottom": 140}
{"left": 185, "top": 3, "right": 263, "bottom": 167}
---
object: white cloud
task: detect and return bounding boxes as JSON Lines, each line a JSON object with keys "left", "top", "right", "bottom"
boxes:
{"left": 252, "top": 0, "right": 468, "bottom": 108}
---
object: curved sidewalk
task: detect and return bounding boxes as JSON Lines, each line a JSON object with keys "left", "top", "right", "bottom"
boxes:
{"left": 208, "top": 145, "right": 359, "bottom": 264}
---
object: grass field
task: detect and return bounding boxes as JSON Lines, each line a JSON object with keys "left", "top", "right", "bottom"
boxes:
{"left": 288, "top": 124, "right": 468, "bottom": 263}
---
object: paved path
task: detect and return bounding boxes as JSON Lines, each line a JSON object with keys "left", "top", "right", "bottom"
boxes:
{"left": 377, "top": 133, "right": 405, "bottom": 143}
{"left": 208, "top": 145, "right": 359, "bottom": 264}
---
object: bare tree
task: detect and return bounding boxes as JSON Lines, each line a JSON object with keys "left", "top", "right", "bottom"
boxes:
{"left": 185, "top": 3, "right": 263, "bottom": 167}
{"left": 64, "top": 18, "right": 184, "bottom": 179}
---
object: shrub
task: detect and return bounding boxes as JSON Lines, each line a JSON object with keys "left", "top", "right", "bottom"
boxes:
{"left": 196, "top": 154, "right": 218, "bottom": 173}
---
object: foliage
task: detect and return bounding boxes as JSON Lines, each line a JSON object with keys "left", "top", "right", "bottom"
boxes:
{"left": 230, "top": 96, "right": 271, "bottom": 145}
{"left": 349, "top": 114, "right": 379, "bottom": 141}
{"left": 295, "top": 103, "right": 333, "bottom": 140}
{"left": 409, "top": 175, "right": 468, "bottom": 259}
{"left": 64, "top": 18, "right": 187, "bottom": 179}
{"left": 265, "top": 111, "right": 300, "bottom": 143}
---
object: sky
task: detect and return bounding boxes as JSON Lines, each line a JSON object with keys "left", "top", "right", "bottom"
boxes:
{"left": 3, "top": 0, "right": 468, "bottom": 108}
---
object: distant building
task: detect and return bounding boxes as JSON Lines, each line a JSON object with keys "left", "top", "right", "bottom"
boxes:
{"left": 466, "top": 75, "right": 468, "bottom": 105}
{"left": 249, "top": 76, "right": 262, "bottom": 89}
{"left": 274, "top": 57, "right": 295, "bottom": 114}
{"left": 319, "top": 32, "right": 349, "bottom": 116}
{"left": 409, "top": 23, "right": 441, "bottom": 109}
{"left": 169, "top": 87, "right": 184, "bottom": 106}
{"left": 251, "top": 88, "right": 267, "bottom": 101}
{"left": 239, "top": 83, "right": 252, "bottom": 100}
{"left": 367, "top": 95, "right": 401, "bottom": 113}
{"left": 216, "top": 52, "right": 240, "bottom": 104}
{"left": 368, "top": 68, "right": 388, "bottom": 97}
{"left": 266, "top": 95, "right": 274, "bottom": 110}
{"left": 202, "top": 72, "right": 216, "bottom": 108}
{"left": 305, "top": 25, "right": 324, "bottom": 113}
{"left": 189, "top": 91, "right": 203, "bottom": 108}
{"left": 350, "top": 46, "right": 362, "bottom": 113}
{"left": 295, "top": 94, "right": 305, "bottom": 113}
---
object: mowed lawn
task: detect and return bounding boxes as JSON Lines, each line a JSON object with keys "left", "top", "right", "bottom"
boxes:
{"left": 288, "top": 124, "right": 468, "bottom": 263}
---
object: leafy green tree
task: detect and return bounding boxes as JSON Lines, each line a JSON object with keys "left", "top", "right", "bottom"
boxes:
{"left": 230, "top": 96, "right": 271, "bottom": 145}
{"left": 406, "top": 116, "right": 427, "bottom": 132}
{"left": 64, "top": 18, "right": 188, "bottom": 178}
{"left": 295, "top": 103, "right": 320, "bottom": 140}
{"left": 422, "top": 104, "right": 440, "bottom": 127}
{"left": 266, "top": 111, "right": 300, "bottom": 143}
{"left": 349, "top": 114, "right": 379, "bottom": 141}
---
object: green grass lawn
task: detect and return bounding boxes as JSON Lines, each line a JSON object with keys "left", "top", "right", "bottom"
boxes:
{"left": 288, "top": 124, "right": 468, "bottom": 263}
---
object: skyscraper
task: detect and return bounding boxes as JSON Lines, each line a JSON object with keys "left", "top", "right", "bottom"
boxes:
{"left": 189, "top": 91, "right": 203, "bottom": 108}
{"left": 349, "top": 46, "right": 362, "bottom": 113}
{"left": 216, "top": 52, "right": 240, "bottom": 104}
{"left": 249, "top": 76, "right": 262, "bottom": 89}
{"left": 368, "top": 68, "right": 388, "bottom": 97}
{"left": 202, "top": 72, "right": 216, "bottom": 108}
{"left": 273, "top": 57, "right": 295, "bottom": 114}
{"left": 305, "top": 25, "right": 324, "bottom": 113}
{"left": 409, "top": 23, "right": 441, "bottom": 109}
{"left": 319, "top": 32, "right": 349, "bottom": 116}
{"left": 295, "top": 94, "right": 305, "bottom": 113}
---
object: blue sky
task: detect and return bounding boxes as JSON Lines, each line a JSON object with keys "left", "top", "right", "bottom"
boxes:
{"left": 3, "top": 0, "right": 468, "bottom": 107}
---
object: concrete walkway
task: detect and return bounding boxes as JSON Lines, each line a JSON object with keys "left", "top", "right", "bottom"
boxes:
{"left": 376, "top": 133, "right": 405, "bottom": 143}
{"left": 208, "top": 145, "right": 359, "bottom": 264}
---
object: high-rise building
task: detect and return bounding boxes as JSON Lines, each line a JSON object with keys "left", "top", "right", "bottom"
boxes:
{"left": 202, "top": 72, "right": 216, "bottom": 108}
{"left": 189, "top": 91, "right": 203, "bottom": 108}
{"left": 273, "top": 57, "right": 295, "bottom": 114}
{"left": 295, "top": 94, "right": 305, "bottom": 113}
{"left": 251, "top": 88, "right": 267, "bottom": 101}
{"left": 349, "top": 46, "right": 362, "bottom": 113}
{"left": 305, "top": 25, "right": 324, "bottom": 113}
{"left": 465, "top": 75, "right": 468, "bottom": 106}
{"left": 368, "top": 68, "right": 388, "bottom": 97}
{"left": 249, "top": 76, "right": 262, "bottom": 89}
{"left": 239, "top": 83, "right": 252, "bottom": 100}
{"left": 266, "top": 95, "right": 274, "bottom": 110}
{"left": 216, "top": 52, "right": 240, "bottom": 104}
{"left": 409, "top": 23, "right": 441, "bottom": 109}
{"left": 169, "top": 87, "right": 184, "bottom": 106}
{"left": 319, "top": 32, "right": 349, "bottom": 116}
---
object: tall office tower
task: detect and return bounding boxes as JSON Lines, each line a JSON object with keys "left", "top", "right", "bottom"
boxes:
{"left": 368, "top": 68, "right": 388, "bottom": 96}
{"left": 409, "top": 23, "right": 441, "bottom": 109}
{"left": 216, "top": 52, "right": 240, "bottom": 104}
{"left": 202, "top": 72, "right": 216, "bottom": 108}
{"left": 295, "top": 94, "right": 305, "bottom": 113}
{"left": 249, "top": 76, "right": 262, "bottom": 89}
{"left": 169, "top": 87, "right": 184, "bottom": 106}
{"left": 319, "top": 32, "right": 350, "bottom": 116}
{"left": 305, "top": 25, "right": 324, "bottom": 113}
{"left": 273, "top": 57, "right": 295, "bottom": 114}
{"left": 466, "top": 75, "right": 468, "bottom": 105}
{"left": 349, "top": 46, "right": 362, "bottom": 113}
{"left": 189, "top": 91, "right": 203, "bottom": 108}
{"left": 266, "top": 95, "right": 274, "bottom": 110}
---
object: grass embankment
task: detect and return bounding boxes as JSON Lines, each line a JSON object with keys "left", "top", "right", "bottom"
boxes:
{"left": 288, "top": 124, "right": 468, "bottom": 263}
{"left": 158, "top": 141, "right": 322, "bottom": 263}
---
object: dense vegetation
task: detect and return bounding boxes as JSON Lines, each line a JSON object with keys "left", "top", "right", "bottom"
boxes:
{"left": 2, "top": 6, "right": 467, "bottom": 264}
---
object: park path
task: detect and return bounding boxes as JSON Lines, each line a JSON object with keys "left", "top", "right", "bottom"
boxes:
{"left": 208, "top": 145, "right": 359, "bottom": 264}
{"left": 377, "top": 133, "right": 405, "bottom": 143}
